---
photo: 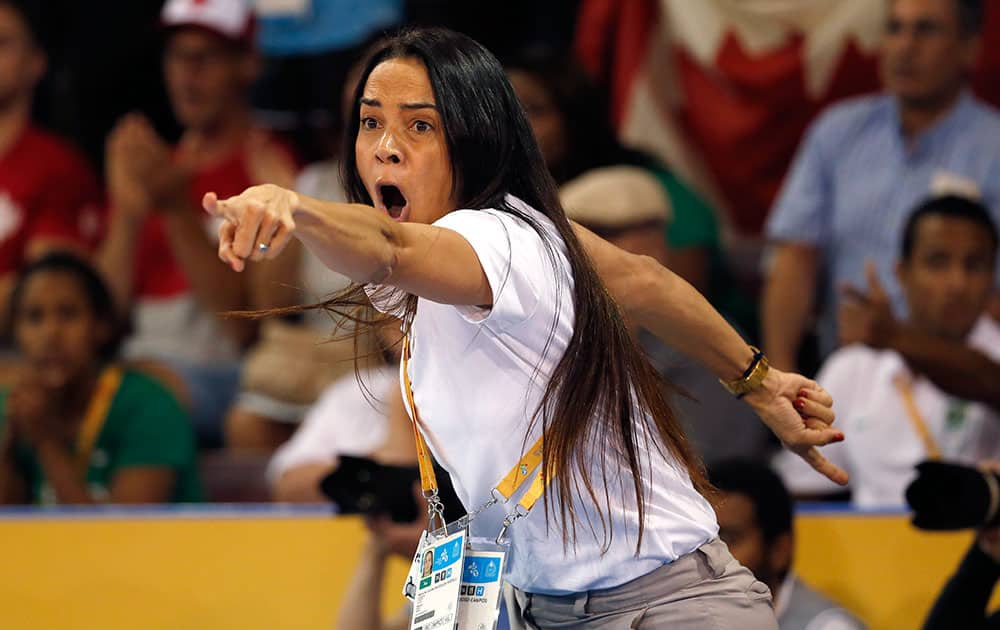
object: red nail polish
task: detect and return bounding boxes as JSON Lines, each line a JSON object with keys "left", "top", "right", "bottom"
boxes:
{"left": 794, "top": 399, "right": 805, "bottom": 410}
{"left": 799, "top": 389, "right": 809, "bottom": 399}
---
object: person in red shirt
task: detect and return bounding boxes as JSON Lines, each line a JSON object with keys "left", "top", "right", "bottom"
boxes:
{"left": 97, "top": 0, "right": 298, "bottom": 447}
{"left": 0, "top": 1, "right": 101, "bottom": 318}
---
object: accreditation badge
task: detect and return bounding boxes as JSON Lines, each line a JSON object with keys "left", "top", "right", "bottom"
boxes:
{"left": 408, "top": 528, "right": 466, "bottom": 630}
{"left": 456, "top": 538, "right": 508, "bottom": 630}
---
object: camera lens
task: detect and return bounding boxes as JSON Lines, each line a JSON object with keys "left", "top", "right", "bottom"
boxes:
{"left": 906, "top": 461, "right": 1000, "bottom": 530}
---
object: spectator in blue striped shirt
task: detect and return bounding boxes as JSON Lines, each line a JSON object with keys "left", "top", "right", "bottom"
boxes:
{"left": 762, "top": 0, "right": 1000, "bottom": 374}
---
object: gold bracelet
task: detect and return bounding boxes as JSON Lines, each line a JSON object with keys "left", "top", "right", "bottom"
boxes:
{"left": 719, "top": 346, "right": 770, "bottom": 398}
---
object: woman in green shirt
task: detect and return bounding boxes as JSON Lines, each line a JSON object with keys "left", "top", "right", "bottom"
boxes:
{"left": 0, "top": 253, "right": 202, "bottom": 505}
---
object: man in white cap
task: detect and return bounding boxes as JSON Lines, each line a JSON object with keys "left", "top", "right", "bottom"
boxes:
{"left": 97, "top": 0, "right": 298, "bottom": 448}
{"left": 560, "top": 166, "right": 773, "bottom": 466}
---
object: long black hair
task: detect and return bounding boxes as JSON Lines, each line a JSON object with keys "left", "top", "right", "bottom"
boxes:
{"left": 304, "top": 27, "right": 707, "bottom": 551}
{"left": 7, "top": 252, "right": 122, "bottom": 362}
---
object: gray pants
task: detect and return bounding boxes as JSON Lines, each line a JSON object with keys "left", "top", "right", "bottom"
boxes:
{"left": 504, "top": 538, "right": 777, "bottom": 629}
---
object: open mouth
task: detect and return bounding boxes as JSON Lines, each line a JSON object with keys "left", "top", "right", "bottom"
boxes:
{"left": 379, "top": 184, "right": 408, "bottom": 220}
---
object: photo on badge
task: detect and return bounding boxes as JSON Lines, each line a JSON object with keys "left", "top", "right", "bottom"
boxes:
{"left": 408, "top": 529, "right": 465, "bottom": 630}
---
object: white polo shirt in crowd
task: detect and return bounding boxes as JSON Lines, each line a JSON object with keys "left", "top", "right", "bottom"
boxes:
{"left": 774, "top": 316, "right": 1000, "bottom": 508}
{"left": 367, "top": 195, "right": 717, "bottom": 595}
{"left": 266, "top": 365, "right": 396, "bottom": 485}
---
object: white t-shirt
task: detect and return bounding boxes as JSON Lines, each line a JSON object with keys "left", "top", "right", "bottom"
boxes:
{"left": 774, "top": 316, "right": 1000, "bottom": 508}
{"left": 367, "top": 195, "right": 717, "bottom": 595}
{"left": 266, "top": 365, "right": 396, "bottom": 484}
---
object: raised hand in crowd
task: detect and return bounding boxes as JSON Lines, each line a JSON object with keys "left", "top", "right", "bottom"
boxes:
{"left": 105, "top": 114, "right": 155, "bottom": 221}
{"left": 838, "top": 259, "right": 897, "bottom": 348}
{"left": 108, "top": 113, "right": 193, "bottom": 213}
{"left": 4, "top": 368, "right": 68, "bottom": 449}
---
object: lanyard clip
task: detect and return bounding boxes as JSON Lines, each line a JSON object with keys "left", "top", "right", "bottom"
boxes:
{"left": 495, "top": 504, "right": 529, "bottom": 545}
{"left": 425, "top": 489, "right": 447, "bottom": 533}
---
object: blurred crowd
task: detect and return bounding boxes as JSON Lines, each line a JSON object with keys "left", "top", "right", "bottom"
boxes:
{"left": 0, "top": 0, "right": 998, "bottom": 627}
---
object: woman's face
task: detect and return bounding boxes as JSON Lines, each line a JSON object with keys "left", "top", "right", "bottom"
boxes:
{"left": 507, "top": 69, "right": 567, "bottom": 171}
{"left": 355, "top": 57, "right": 456, "bottom": 225}
{"left": 14, "top": 272, "right": 105, "bottom": 389}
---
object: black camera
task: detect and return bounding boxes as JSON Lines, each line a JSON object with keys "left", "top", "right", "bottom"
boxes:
{"left": 905, "top": 460, "right": 1000, "bottom": 530}
{"left": 319, "top": 455, "right": 463, "bottom": 524}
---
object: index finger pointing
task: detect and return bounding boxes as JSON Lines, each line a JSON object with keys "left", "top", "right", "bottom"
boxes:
{"left": 801, "top": 446, "right": 849, "bottom": 486}
{"left": 865, "top": 259, "right": 887, "bottom": 298}
{"left": 203, "top": 192, "right": 220, "bottom": 216}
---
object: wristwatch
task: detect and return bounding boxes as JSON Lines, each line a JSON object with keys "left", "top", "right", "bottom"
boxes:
{"left": 720, "top": 346, "right": 769, "bottom": 398}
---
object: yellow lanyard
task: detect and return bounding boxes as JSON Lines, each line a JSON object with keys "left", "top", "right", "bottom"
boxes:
{"left": 893, "top": 375, "right": 942, "bottom": 461}
{"left": 401, "top": 335, "right": 550, "bottom": 531}
{"left": 75, "top": 366, "right": 123, "bottom": 476}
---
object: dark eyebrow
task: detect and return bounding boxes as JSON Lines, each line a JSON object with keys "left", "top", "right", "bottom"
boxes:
{"left": 400, "top": 102, "right": 437, "bottom": 111}
{"left": 359, "top": 97, "right": 437, "bottom": 112}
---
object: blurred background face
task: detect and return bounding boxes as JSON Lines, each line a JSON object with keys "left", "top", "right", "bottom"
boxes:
{"left": 507, "top": 68, "right": 567, "bottom": 171}
{"left": 163, "top": 28, "right": 252, "bottom": 131}
{"left": 715, "top": 491, "right": 769, "bottom": 580}
{"left": 14, "top": 272, "right": 105, "bottom": 389}
{"left": 898, "top": 215, "right": 996, "bottom": 340}
{"left": 0, "top": 4, "right": 43, "bottom": 110}
{"left": 880, "top": 0, "right": 978, "bottom": 108}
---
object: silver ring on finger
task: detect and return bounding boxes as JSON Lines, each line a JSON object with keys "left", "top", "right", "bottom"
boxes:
{"left": 258, "top": 242, "right": 270, "bottom": 253}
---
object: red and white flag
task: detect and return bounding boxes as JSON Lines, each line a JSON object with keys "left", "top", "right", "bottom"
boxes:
{"left": 576, "top": 0, "right": 1000, "bottom": 238}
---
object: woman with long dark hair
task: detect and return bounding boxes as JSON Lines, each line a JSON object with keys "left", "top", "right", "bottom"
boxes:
{"left": 204, "top": 27, "right": 845, "bottom": 629}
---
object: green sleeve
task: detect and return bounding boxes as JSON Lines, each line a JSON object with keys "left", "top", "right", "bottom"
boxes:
{"left": 111, "top": 373, "right": 197, "bottom": 471}
{"left": 654, "top": 170, "right": 720, "bottom": 250}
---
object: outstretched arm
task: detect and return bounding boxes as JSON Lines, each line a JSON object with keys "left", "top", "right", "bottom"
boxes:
{"left": 205, "top": 186, "right": 846, "bottom": 485}
{"left": 574, "top": 223, "right": 847, "bottom": 485}
{"left": 204, "top": 185, "right": 492, "bottom": 308}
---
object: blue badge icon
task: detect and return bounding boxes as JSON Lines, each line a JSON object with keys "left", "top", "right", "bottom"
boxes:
{"left": 476, "top": 586, "right": 485, "bottom": 597}
{"left": 463, "top": 556, "right": 502, "bottom": 584}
